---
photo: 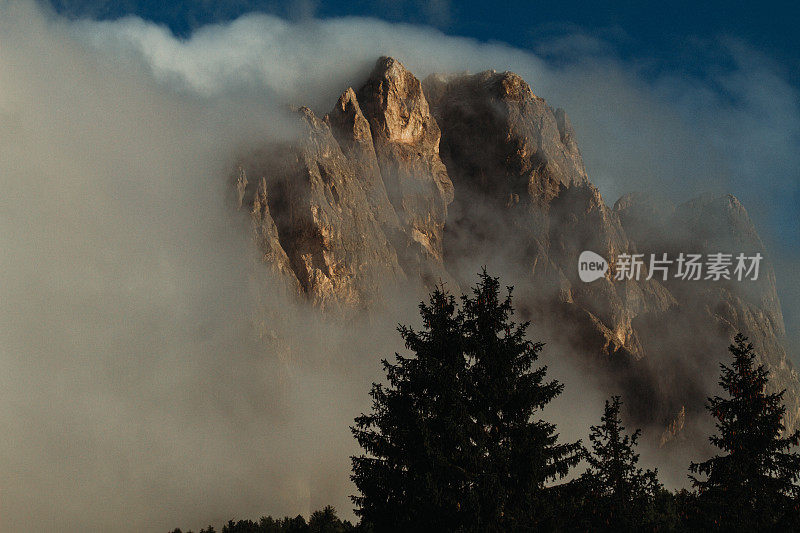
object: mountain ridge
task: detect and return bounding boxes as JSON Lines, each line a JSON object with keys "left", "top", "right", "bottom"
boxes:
{"left": 234, "top": 56, "right": 800, "bottom": 441}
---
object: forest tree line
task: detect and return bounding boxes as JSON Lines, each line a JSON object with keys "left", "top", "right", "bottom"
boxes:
{"left": 171, "top": 271, "right": 800, "bottom": 532}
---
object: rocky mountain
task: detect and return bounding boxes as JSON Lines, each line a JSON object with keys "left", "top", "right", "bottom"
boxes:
{"left": 233, "top": 57, "right": 800, "bottom": 440}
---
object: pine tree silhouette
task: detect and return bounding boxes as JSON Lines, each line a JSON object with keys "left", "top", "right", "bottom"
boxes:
{"left": 689, "top": 333, "right": 800, "bottom": 530}
{"left": 351, "top": 286, "right": 475, "bottom": 531}
{"left": 463, "top": 270, "right": 581, "bottom": 531}
{"left": 351, "top": 271, "right": 581, "bottom": 532}
{"left": 580, "top": 396, "right": 662, "bottom": 531}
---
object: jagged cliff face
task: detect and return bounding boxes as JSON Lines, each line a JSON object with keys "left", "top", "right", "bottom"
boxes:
{"left": 423, "top": 69, "right": 675, "bottom": 366}
{"left": 237, "top": 57, "right": 453, "bottom": 308}
{"left": 234, "top": 57, "right": 800, "bottom": 437}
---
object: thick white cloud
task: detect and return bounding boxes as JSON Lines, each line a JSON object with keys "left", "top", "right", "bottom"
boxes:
{"left": 73, "top": 7, "right": 800, "bottom": 210}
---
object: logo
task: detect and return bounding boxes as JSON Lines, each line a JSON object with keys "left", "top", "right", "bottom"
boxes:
{"left": 578, "top": 251, "right": 762, "bottom": 283}
{"left": 578, "top": 250, "right": 609, "bottom": 282}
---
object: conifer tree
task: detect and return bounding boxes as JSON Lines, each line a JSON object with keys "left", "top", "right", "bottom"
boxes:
{"left": 689, "top": 333, "right": 800, "bottom": 530}
{"left": 580, "top": 396, "right": 663, "bottom": 531}
{"left": 462, "top": 270, "right": 582, "bottom": 531}
{"left": 351, "top": 271, "right": 580, "bottom": 532}
{"left": 351, "top": 287, "right": 475, "bottom": 531}
{"left": 308, "top": 506, "right": 351, "bottom": 533}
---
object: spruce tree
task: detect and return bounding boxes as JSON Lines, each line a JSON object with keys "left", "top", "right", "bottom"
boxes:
{"left": 351, "top": 271, "right": 580, "bottom": 532}
{"left": 308, "top": 506, "right": 352, "bottom": 533}
{"left": 580, "top": 396, "right": 663, "bottom": 531}
{"left": 689, "top": 333, "right": 800, "bottom": 530}
{"left": 463, "top": 270, "right": 582, "bottom": 531}
{"left": 351, "top": 287, "right": 475, "bottom": 531}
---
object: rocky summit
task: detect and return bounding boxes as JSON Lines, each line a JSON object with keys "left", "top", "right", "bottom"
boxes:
{"left": 234, "top": 57, "right": 800, "bottom": 443}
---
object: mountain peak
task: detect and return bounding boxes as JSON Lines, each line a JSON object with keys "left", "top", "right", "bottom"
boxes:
{"left": 235, "top": 57, "right": 800, "bottom": 439}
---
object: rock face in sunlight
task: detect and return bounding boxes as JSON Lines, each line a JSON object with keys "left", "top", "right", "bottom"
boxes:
{"left": 235, "top": 57, "right": 799, "bottom": 436}
{"left": 237, "top": 57, "right": 453, "bottom": 308}
{"left": 237, "top": 105, "right": 406, "bottom": 309}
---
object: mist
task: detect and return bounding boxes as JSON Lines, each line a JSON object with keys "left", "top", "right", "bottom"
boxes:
{"left": 1, "top": 1, "right": 797, "bottom": 530}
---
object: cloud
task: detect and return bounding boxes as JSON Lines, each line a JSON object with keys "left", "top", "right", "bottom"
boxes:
{"left": 74, "top": 9, "right": 799, "bottom": 220}
{"left": 0, "top": 1, "right": 798, "bottom": 530}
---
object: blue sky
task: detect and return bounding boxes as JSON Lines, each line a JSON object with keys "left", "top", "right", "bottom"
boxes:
{"left": 47, "top": 0, "right": 800, "bottom": 80}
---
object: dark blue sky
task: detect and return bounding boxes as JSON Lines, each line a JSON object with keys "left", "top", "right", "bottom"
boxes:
{"left": 45, "top": 1, "right": 798, "bottom": 64}
{"left": 49, "top": 1, "right": 800, "bottom": 83}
